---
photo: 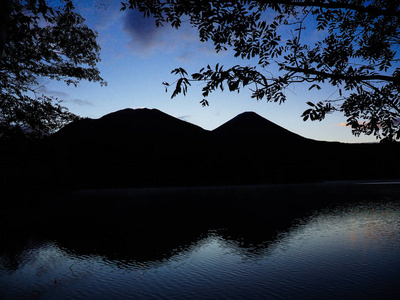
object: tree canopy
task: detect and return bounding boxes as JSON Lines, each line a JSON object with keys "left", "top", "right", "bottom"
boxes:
{"left": 0, "top": 0, "right": 105, "bottom": 138}
{"left": 123, "top": 0, "right": 400, "bottom": 142}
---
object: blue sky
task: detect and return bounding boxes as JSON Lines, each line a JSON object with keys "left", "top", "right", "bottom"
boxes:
{"left": 42, "top": 0, "right": 379, "bottom": 143}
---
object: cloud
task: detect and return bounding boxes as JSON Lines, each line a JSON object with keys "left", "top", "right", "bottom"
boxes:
{"left": 75, "top": 0, "right": 122, "bottom": 31}
{"left": 69, "top": 99, "right": 93, "bottom": 106}
{"left": 76, "top": 0, "right": 220, "bottom": 60}
{"left": 121, "top": 8, "right": 218, "bottom": 59}
{"left": 332, "top": 122, "right": 349, "bottom": 127}
{"left": 122, "top": 9, "right": 166, "bottom": 53}
{"left": 77, "top": 1, "right": 165, "bottom": 57}
{"left": 174, "top": 36, "right": 220, "bottom": 62}
{"left": 35, "top": 86, "right": 92, "bottom": 106}
{"left": 35, "top": 86, "right": 69, "bottom": 99}
{"left": 178, "top": 115, "right": 191, "bottom": 122}
{"left": 334, "top": 118, "right": 400, "bottom": 126}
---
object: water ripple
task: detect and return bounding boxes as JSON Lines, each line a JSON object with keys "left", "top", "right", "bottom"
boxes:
{"left": 1, "top": 202, "right": 400, "bottom": 299}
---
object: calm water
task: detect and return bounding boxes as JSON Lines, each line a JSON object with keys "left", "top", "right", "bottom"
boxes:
{"left": 1, "top": 191, "right": 400, "bottom": 299}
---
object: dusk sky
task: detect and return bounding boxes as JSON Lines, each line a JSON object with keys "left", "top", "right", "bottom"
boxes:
{"left": 41, "top": 0, "right": 379, "bottom": 143}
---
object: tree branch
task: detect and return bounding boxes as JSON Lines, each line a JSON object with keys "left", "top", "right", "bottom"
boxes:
{"left": 259, "top": 0, "right": 400, "bottom": 18}
{"left": 283, "top": 65, "right": 400, "bottom": 84}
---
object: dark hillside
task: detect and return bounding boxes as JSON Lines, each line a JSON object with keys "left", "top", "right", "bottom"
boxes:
{"left": 51, "top": 108, "right": 207, "bottom": 142}
{"left": 213, "top": 111, "right": 309, "bottom": 143}
{"left": 45, "top": 108, "right": 211, "bottom": 188}
{"left": 209, "top": 111, "right": 331, "bottom": 184}
{"left": 2, "top": 108, "right": 399, "bottom": 193}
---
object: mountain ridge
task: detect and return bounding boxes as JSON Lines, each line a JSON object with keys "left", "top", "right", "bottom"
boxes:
{"left": 25, "top": 107, "right": 398, "bottom": 189}
{"left": 53, "top": 108, "right": 312, "bottom": 143}
{"left": 212, "top": 111, "right": 310, "bottom": 142}
{"left": 51, "top": 108, "right": 208, "bottom": 142}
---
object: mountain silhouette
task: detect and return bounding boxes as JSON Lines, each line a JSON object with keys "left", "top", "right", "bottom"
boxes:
{"left": 46, "top": 108, "right": 323, "bottom": 187}
{"left": 46, "top": 108, "right": 215, "bottom": 188}
{"left": 212, "top": 111, "right": 310, "bottom": 142}
{"left": 6, "top": 107, "right": 397, "bottom": 190}
{"left": 51, "top": 108, "right": 207, "bottom": 142}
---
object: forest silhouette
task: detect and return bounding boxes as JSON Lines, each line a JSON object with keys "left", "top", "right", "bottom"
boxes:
{"left": 1, "top": 108, "right": 399, "bottom": 194}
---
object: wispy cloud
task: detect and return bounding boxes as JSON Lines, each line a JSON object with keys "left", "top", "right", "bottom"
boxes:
{"left": 178, "top": 115, "right": 191, "bottom": 122}
{"left": 332, "top": 122, "right": 349, "bottom": 127}
{"left": 333, "top": 118, "right": 400, "bottom": 127}
{"left": 76, "top": 0, "right": 122, "bottom": 31}
{"left": 174, "top": 36, "right": 220, "bottom": 62}
{"left": 121, "top": 8, "right": 219, "bottom": 60}
{"left": 35, "top": 86, "right": 69, "bottom": 99}
{"left": 69, "top": 99, "right": 93, "bottom": 106}
{"left": 35, "top": 86, "right": 92, "bottom": 106}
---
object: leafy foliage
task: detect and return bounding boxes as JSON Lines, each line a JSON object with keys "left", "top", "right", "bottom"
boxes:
{"left": 0, "top": 0, "right": 105, "bottom": 138}
{"left": 123, "top": 0, "right": 400, "bottom": 141}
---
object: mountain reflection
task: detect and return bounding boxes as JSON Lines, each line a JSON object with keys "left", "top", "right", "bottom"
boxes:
{"left": 1, "top": 200, "right": 399, "bottom": 299}
{"left": 0, "top": 210, "right": 287, "bottom": 270}
{"left": 2, "top": 183, "right": 400, "bottom": 269}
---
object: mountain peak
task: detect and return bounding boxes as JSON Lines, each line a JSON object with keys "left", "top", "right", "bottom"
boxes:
{"left": 99, "top": 108, "right": 160, "bottom": 120}
{"left": 213, "top": 111, "right": 307, "bottom": 142}
{"left": 52, "top": 108, "right": 206, "bottom": 141}
{"left": 236, "top": 111, "right": 262, "bottom": 117}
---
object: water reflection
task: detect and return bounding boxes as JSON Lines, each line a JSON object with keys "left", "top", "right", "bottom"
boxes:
{"left": 1, "top": 200, "right": 400, "bottom": 299}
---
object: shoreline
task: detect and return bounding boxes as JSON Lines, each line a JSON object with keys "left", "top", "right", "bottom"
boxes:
{"left": 2, "top": 179, "right": 400, "bottom": 230}
{"left": 49, "top": 179, "right": 400, "bottom": 223}
{"left": 2, "top": 179, "right": 400, "bottom": 258}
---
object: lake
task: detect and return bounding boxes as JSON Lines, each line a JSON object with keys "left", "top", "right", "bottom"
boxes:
{"left": 1, "top": 182, "right": 400, "bottom": 299}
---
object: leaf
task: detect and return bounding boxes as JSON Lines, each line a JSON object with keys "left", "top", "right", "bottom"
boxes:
{"left": 228, "top": 80, "right": 239, "bottom": 91}
{"left": 200, "top": 99, "right": 209, "bottom": 107}
{"left": 171, "top": 67, "right": 188, "bottom": 76}
{"left": 192, "top": 73, "right": 203, "bottom": 80}
{"left": 171, "top": 78, "right": 183, "bottom": 98}
{"left": 309, "top": 84, "right": 321, "bottom": 90}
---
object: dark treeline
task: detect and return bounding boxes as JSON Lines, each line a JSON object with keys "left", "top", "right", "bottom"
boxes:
{"left": 1, "top": 108, "right": 399, "bottom": 194}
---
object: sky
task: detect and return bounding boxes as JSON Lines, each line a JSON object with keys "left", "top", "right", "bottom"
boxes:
{"left": 42, "top": 0, "right": 380, "bottom": 143}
